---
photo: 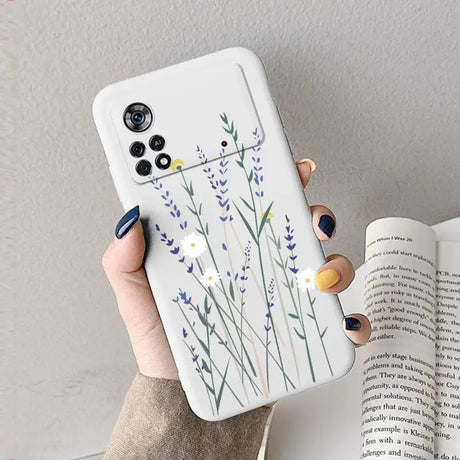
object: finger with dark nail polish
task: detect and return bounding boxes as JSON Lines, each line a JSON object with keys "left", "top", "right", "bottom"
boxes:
{"left": 345, "top": 316, "right": 362, "bottom": 331}
{"left": 115, "top": 205, "right": 140, "bottom": 239}
{"left": 318, "top": 214, "right": 336, "bottom": 238}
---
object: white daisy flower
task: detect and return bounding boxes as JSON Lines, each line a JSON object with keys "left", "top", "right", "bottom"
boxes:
{"left": 180, "top": 232, "right": 207, "bottom": 258}
{"left": 296, "top": 268, "right": 316, "bottom": 292}
{"left": 201, "top": 267, "right": 221, "bottom": 288}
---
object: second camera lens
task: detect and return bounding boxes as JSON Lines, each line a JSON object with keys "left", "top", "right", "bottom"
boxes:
{"left": 149, "top": 135, "right": 166, "bottom": 151}
{"left": 136, "top": 159, "right": 152, "bottom": 176}
{"left": 129, "top": 141, "right": 145, "bottom": 158}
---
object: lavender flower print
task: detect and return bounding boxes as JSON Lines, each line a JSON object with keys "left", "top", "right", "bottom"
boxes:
{"left": 151, "top": 112, "right": 339, "bottom": 415}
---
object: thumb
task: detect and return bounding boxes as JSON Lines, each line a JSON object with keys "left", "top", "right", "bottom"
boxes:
{"left": 102, "top": 206, "right": 160, "bottom": 337}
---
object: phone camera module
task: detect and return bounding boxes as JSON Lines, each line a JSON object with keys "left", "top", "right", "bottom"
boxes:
{"left": 129, "top": 141, "right": 146, "bottom": 158}
{"left": 124, "top": 103, "right": 152, "bottom": 132}
{"left": 155, "top": 153, "right": 171, "bottom": 170}
{"left": 149, "top": 135, "right": 166, "bottom": 151}
{"left": 135, "top": 159, "right": 152, "bottom": 176}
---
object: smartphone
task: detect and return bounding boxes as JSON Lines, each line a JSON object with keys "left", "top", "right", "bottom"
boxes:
{"left": 93, "top": 47, "right": 355, "bottom": 421}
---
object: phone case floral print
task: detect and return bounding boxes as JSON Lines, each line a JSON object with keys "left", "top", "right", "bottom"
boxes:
{"left": 151, "top": 114, "right": 337, "bottom": 417}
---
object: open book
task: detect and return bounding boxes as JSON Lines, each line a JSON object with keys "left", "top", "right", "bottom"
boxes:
{"left": 361, "top": 218, "right": 460, "bottom": 459}
{"left": 267, "top": 217, "right": 460, "bottom": 460}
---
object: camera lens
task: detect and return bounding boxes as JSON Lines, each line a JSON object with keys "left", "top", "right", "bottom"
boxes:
{"left": 131, "top": 111, "right": 145, "bottom": 124}
{"left": 136, "top": 159, "right": 152, "bottom": 176}
{"left": 123, "top": 103, "right": 152, "bottom": 132}
{"left": 149, "top": 135, "right": 166, "bottom": 151}
{"left": 129, "top": 141, "right": 145, "bottom": 158}
{"left": 155, "top": 153, "right": 171, "bottom": 170}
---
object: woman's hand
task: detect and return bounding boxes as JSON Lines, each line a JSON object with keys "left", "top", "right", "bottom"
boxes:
{"left": 102, "top": 159, "right": 371, "bottom": 379}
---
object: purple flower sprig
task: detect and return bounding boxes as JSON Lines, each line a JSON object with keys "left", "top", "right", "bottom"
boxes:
{"left": 239, "top": 241, "right": 251, "bottom": 295}
{"left": 197, "top": 145, "right": 233, "bottom": 222}
{"left": 155, "top": 224, "right": 194, "bottom": 273}
{"left": 251, "top": 128, "right": 264, "bottom": 198}
{"left": 264, "top": 278, "right": 276, "bottom": 324}
{"left": 284, "top": 215, "right": 298, "bottom": 274}
{"left": 151, "top": 178, "right": 188, "bottom": 231}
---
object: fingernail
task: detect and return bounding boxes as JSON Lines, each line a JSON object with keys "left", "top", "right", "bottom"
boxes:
{"left": 345, "top": 316, "right": 362, "bottom": 331}
{"left": 314, "top": 268, "right": 340, "bottom": 291}
{"left": 318, "top": 214, "right": 335, "bottom": 238}
{"left": 115, "top": 205, "right": 139, "bottom": 239}
{"left": 296, "top": 158, "right": 317, "bottom": 172}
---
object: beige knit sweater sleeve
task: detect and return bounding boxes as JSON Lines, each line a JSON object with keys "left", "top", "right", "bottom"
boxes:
{"left": 104, "top": 374, "right": 272, "bottom": 460}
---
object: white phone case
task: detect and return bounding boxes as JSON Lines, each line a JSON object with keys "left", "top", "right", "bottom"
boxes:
{"left": 93, "top": 48, "right": 355, "bottom": 421}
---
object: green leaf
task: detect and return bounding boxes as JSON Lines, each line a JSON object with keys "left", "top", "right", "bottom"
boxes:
{"left": 240, "top": 197, "right": 254, "bottom": 212}
{"left": 198, "top": 311, "right": 207, "bottom": 326}
{"left": 240, "top": 144, "right": 245, "bottom": 162}
{"left": 205, "top": 222, "right": 209, "bottom": 235}
{"left": 195, "top": 228, "right": 204, "bottom": 235}
{"left": 216, "top": 359, "right": 230, "bottom": 410}
{"left": 310, "top": 297, "right": 316, "bottom": 306}
{"left": 223, "top": 127, "right": 233, "bottom": 134}
{"left": 248, "top": 169, "right": 253, "bottom": 183}
{"left": 230, "top": 121, "right": 234, "bottom": 134}
{"left": 258, "top": 201, "right": 274, "bottom": 237}
{"left": 220, "top": 113, "right": 228, "bottom": 124}
{"left": 320, "top": 327, "right": 328, "bottom": 339}
{"left": 294, "top": 327, "right": 305, "bottom": 340}
{"left": 243, "top": 345, "right": 257, "bottom": 377}
{"left": 204, "top": 295, "right": 211, "bottom": 315}
{"left": 201, "top": 359, "right": 211, "bottom": 373}
{"left": 198, "top": 203, "right": 203, "bottom": 216}
{"left": 204, "top": 381, "right": 215, "bottom": 394}
{"left": 186, "top": 205, "right": 197, "bottom": 215}
{"left": 229, "top": 280, "right": 235, "bottom": 301}
{"left": 290, "top": 278, "right": 294, "bottom": 288}
{"left": 288, "top": 313, "right": 299, "bottom": 319}
{"left": 209, "top": 323, "right": 216, "bottom": 335}
{"left": 189, "top": 182, "right": 194, "bottom": 196}
{"left": 198, "top": 338, "right": 210, "bottom": 356}
{"left": 277, "top": 261, "right": 286, "bottom": 271}
{"left": 233, "top": 202, "right": 258, "bottom": 243}
{"left": 233, "top": 129, "right": 238, "bottom": 143}
{"left": 307, "top": 314, "right": 315, "bottom": 320}
{"left": 236, "top": 160, "right": 244, "bottom": 168}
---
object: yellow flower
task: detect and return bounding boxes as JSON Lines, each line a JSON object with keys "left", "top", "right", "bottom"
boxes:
{"left": 260, "top": 212, "right": 274, "bottom": 220}
{"left": 171, "top": 159, "right": 184, "bottom": 171}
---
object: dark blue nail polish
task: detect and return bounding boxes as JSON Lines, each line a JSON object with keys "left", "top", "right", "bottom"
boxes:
{"left": 318, "top": 214, "right": 335, "bottom": 238}
{"left": 345, "top": 317, "right": 362, "bottom": 331}
{"left": 115, "top": 205, "right": 139, "bottom": 239}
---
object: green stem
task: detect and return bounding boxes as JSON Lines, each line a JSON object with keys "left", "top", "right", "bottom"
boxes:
{"left": 178, "top": 302, "right": 245, "bottom": 408}
{"left": 184, "top": 340, "right": 215, "bottom": 415}
{"left": 307, "top": 290, "right": 333, "bottom": 376}
{"left": 180, "top": 169, "right": 257, "bottom": 387}
{"left": 267, "top": 221, "right": 316, "bottom": 383}
{"left": 177, "top": 296, "right": 262, "bottom": 394}
{"left": 232, "top": 137, "right": 290, "bottom": 391}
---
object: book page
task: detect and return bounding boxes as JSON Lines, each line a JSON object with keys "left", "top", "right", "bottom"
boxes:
{"left": 361, "top": 218, "right": 437, "bottom": 459}
{"left": 435, "top": 241, "right": 460, "bottom": 458}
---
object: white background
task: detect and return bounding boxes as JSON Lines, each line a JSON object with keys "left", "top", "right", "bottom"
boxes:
{"left": 2, "top": 1, "right": 458, "bottom": 458}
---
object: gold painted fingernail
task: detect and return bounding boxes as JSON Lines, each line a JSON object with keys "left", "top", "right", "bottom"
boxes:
{"left": 314, "top": 268, "right": 340, "bottom": 291}
{"left": 296, "top": 158, "right": 317, "bottom": 172}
